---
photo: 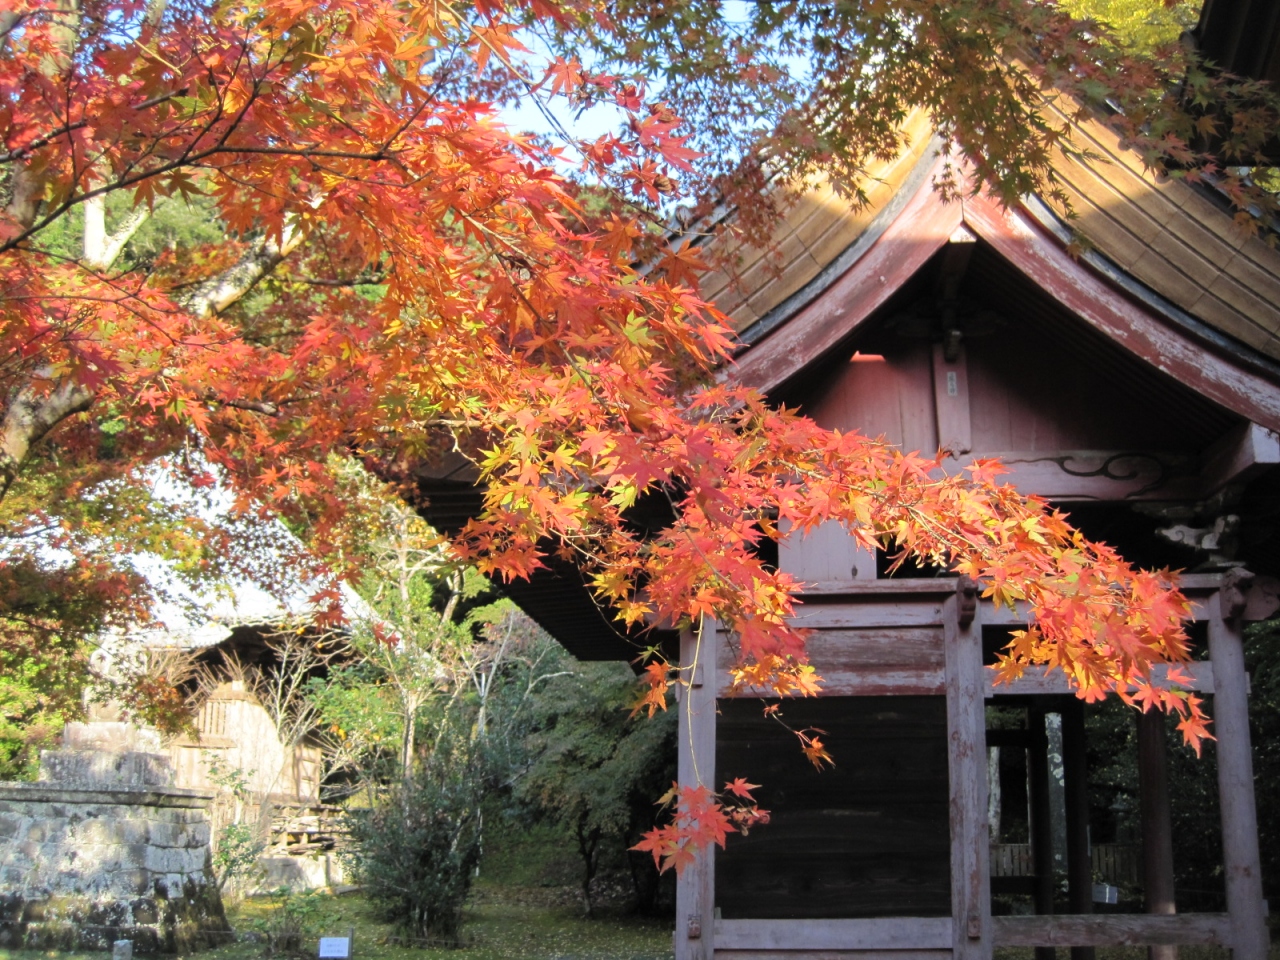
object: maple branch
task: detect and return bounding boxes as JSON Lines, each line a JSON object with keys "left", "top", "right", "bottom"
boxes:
{"left": 293, "top": 271, "right": 387, "bottom": 287}
{"left": 202, "top": 390, "right": 323, "bottom": 416}
{"left": 178, "top": 221, "right": 305, "bottom": 318}
{"left": 0, "top": 372, "right": 95, "bottom": 502}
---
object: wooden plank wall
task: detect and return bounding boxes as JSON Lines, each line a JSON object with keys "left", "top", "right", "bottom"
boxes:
{"left": 802, "top": 326, "right": 1210, "bottom": 460}
{"left": 715, "top": 695, "right": 952, "bottom": 920}
{"left": 718, "top": 625, "right": 946, "bottom": 697}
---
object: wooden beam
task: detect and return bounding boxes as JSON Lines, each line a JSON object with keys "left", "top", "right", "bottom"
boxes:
{"left": 712, "top": 917, "right": 953, "bottom": 951}
{"left": 798, "top": 574, "right": 1226, "bottom": 597}
{"left": 985, "top": 662, "right": 1216, "bottom": 698}
{"left": 1207, "top": 594, "right": 1270, "bottom": 960}
{"left": 1244, "top": 573, "right": 1280, "bottom": 621}
{"left": 720, "top": 668, "right": 945, "bottom": 698}
{"left": 796, "top": 580, "right": 957, "bottom": 597}
{"left": 1199, "top": 421, "right": 1280, "bottom": 493}
{"left": 944, "top": 584, "right": 991, "bottom": 960}
{"left": 713, "top": 952, "right": 951, "bottom": 960}
{"left": 1137, "top": 708, "right": 1177, "bottom": 960}
{"left": 791, "top": 601, "right": 947, "bottom": 629}
{"left": 676, "top": 624, "right": 717, "bottom": 960}
{"left": 962, "top": 195, "right": 1280, "bottom": 433}
{"left": 933, "top": 342, "right": 972, "bottom": 457}
{"left": 992, "top": 914, "right": 1234, "bottom": 947}
{"left": 1028, "top": 705, "right": 1057, "bottom": 960}
{"left": 1062, "top": 700, "right": 1095, "bottom": 960}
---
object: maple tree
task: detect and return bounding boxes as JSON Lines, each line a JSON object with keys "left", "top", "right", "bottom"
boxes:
{"left": 0, "top": 0, "right": 1271, "bottom": 861}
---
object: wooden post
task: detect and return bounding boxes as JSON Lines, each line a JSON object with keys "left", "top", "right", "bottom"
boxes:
{"left": 945, "top": 578, "right": 991, "bottom": 960}
{"left": 932, "top": 341, "right": 972, "bottom": 458}
{"left": 1137, "top": 708, "right": 1176, "bottom": 960}
{"left": 676, "top": 623, "right": 716, "bottom": 960}
{"left": 1028, "top": 704, "right": 1056, "bottom": 960}
{"left": 1207, "top": 590, "right": 1269, "bottom": 960}
{"left": 1062, "top": 699, "right": 1095, "bottom": 960}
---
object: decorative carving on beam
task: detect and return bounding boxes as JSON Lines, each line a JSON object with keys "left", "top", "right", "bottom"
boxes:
{"left": 1002, "top": 451, "right": 1184, "bottom": 498}
{"left": 942, "top": 450, "right": 1198, "bottom": 501}
{"left": 1137, "top": 487, "right": 1244, "bottom": 569}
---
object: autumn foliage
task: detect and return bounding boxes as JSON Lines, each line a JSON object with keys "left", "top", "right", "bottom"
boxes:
{"left": 0, "top": 0, "right": 1264, "bottom": 861}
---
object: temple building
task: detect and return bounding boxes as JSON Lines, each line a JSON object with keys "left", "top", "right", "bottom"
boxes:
{"left": 415, "top": 4, "right": 1280, "bottom": 957}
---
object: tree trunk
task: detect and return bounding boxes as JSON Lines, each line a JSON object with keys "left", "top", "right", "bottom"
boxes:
{"left": 0, "top": 375, "right": 95, "bottom": 502}
{"left": 576, "top": 814, "right": 601, "bottom": 918}
{"left": 401, "top": 703, "right": 417, "bottom": 780}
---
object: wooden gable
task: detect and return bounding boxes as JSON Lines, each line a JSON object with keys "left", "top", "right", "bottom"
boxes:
{"left": 718, "top": 147, "right": 1280, "bottom": 586}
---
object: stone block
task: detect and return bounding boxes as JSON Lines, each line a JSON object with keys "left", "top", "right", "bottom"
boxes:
{"left": 87, "top": 900, "right": 131, "bottom": 927}
{"left": 14, "top": 839, "right": 40, "bottom": 861}
{"left": 0, "top": 812, "right": 25, "bottom": 839}
{"left": 122, "top": 842, "right": 150, "bottom": 868}
{"left": 25, "top": 919, "right": 80, "bottom": 951}
{"left": 131, "top": 925, "right": 161, "bottom": 954}
{"left": 76, "top": 817, "right": 116, "bottom": 845}
{"left": 0, "top": 893, "right": 23, "bottom": 923}
{"left": 131, "top": 898, "right": 158, "bottom": 925}
{"left": 0, "top": 920, "right": 23, "bottom": 947}
{"left": 117, "top": 820, "right": 151, "bottom": 845}
{"left": 144, "top": 847, "right": 186, "bottom": 875}
{"left": 0, "top": 780, "right": 223, "bottom": 953}
{"left": 115, "top": 870, "right": 151, "bottom": 896}
{"left": 148, "top": 822, "right": 182, "bottom": 847}
{"left": 113, "top": 937, "right": 134, "bottom": 960}
{"left": 22, "top": 898, "right": 49, "bottom": 922}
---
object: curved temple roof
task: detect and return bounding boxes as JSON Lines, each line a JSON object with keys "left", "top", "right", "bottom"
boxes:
{"left": 705, "top": 106, "right": 1280, "bottom": 372}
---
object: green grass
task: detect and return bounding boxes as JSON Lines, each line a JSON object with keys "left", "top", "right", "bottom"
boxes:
{"left": 0, "top": 886, "right": 674, "bottom": 960}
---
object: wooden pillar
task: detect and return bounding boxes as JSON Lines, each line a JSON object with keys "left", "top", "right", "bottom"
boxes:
{"left": 1028, "top": 704, "right": 1056, "bottom": 960}
{"left": 945, "top": 578, "right": 991, "bottom": 960}
{"left": 1207, "top": 592, "right": 1268, "bottom": 960}
{"left": 1137, "top": 707, "right": 1176, "bottom": 960}
{"left": 675, "top": 623, "right": 716, "bottom": 960}
{"left": 1062, "top": 698, "right": 1095, "bottom": 960}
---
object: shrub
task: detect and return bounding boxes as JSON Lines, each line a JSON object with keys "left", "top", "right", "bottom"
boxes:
{"left": 343, "top": 746, "right": 484, "bottom": 945}
{"left": 255, "top": 888, "right": 327, "bottom": 958}
{"left": 213, "top": 821, "right": 267, "bottom": 894}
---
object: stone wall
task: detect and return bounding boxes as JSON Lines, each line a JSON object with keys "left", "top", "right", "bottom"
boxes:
{"left": 0, "top": 777, "right": 229, "bottom": 953}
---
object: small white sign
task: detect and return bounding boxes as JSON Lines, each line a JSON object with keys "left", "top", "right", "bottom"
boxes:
{"left": 1091, "top": 883, "right": 1119, "bottom": 905}
{"left": 318, "top": 937, "right": 351, "bottom": 959}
